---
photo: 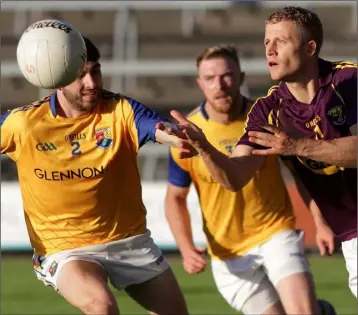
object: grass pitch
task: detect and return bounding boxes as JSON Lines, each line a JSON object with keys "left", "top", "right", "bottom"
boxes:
{"left": 1, "top": 254, "right": 356, "bottom": 314}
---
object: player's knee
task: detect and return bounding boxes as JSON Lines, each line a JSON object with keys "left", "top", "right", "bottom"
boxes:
{"left": 82, "top": 297, "right": 119, "bottom": 315}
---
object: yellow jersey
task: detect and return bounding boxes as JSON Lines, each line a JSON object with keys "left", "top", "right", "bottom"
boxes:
{"left": 1, "top": 90, "right": 164, "bottom": 256}
{"left": 169, "top": 98, "right": 295, "bottom": 260}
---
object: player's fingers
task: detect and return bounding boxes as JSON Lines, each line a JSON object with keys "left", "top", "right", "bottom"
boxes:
{"left": 261, "top": 125, "right": 281, "bottom": 135}
{"left": 317, "top": 239, "right": 326, "bottom": 256}
{"left": 248, "top": 131, "right": 275, "bottom": 141}
{"left": 155, "top": 122, "right": 166, "bottom": 131}
{"left": 248, "top": 136, "right": 277, "bottom": 149}
{"left": 168, "top": 128, "right": 187, "bottom": 139}
{"left": 191, "top": 253, "right": 207, "bottom": 266}
{"left": 183, "top": 260, "right": 203, "bottom": 275}
{"left": 170, "top": 110, "right": 192, "bottom": 126}
{"left": 195, "top": 246, "right": 207, "bottom": 254}
{"left": 327, "top": 238, "right": 335, "bottom": 256}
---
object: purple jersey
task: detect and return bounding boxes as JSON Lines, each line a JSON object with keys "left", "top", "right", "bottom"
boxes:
{"left": 238, "top": 59, "right": 357, "bottom": 242}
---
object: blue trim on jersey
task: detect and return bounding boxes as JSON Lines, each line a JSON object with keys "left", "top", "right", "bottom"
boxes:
{"left": 50, "top": 92, "right": 57, "bottom": 116}
{"left": 126, "top": 96, "right": 165, "bottom": 147}
{"left": 168, "top": 152, "right": 192, "bottom": 187}
{"left": 199, "top": 100, "right": 209, "bottom": 120}
{"left": 0, "top": 111, "right": 11, "bottom": 127}
{"left": 199, "top": 97, "right": 248, "bottom": 120}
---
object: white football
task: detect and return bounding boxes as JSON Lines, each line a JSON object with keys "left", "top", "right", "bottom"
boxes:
{"left": 16, "top": 19, "right": 87, "bottom": 89}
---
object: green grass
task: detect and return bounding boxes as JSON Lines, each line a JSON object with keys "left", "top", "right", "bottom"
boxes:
{"left": 1, "top": 254, "right": 356, "bottom": 314}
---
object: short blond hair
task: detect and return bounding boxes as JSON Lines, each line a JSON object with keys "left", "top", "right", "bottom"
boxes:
{"left": 196, "top": 45, "right": 240, "bottom": 69}
{"left": 266, "top": 6, "right": 323, "bottom": 55}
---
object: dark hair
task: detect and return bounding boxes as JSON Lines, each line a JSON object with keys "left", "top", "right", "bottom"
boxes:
{"left": 83, "top": 36, "right": 100, "bottom": 62}
{"left": 266, "top": 6, "right": 323, "bottom": 55}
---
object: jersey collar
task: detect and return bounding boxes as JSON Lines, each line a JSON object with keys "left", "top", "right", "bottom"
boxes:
{"left": 199, "top": 96, "right": 248, "bottom": 121}
{"left": 278, "top": 58, "right": 333, "bottom": 100}
{"left": 50, "top": 91, "right": 57, "bottom": 116}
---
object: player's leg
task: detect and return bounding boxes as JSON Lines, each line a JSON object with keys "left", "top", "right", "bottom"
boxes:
{"left": 211, "top": 255, "right": 285, "bottom": 315}
{"left": 105, "top": 230, "right": 188, "bottom": 315}
{"left": 33, "top": 253, "right": 119, "bottom": 315}
{"left": 125, "top": 267, "right": 189, "bottom": 315}
{"left": 56, "top": 260, "right": 119, "bottom": 315}
{"left": 341, "top": 237, "right": 357, "bottom": 297}
{"left": 262, "top": 229, "right": 336, "bottom": 315}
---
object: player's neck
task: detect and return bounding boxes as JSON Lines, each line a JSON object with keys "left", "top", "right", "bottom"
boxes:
{"left": 205, "top": 94, "right": 244, "bottom": 124}
{"left": 285, "top": 59, "right": 320, "bottom": 104}
{"left": 56, "top": 92, "right": 89, "bottom": 118}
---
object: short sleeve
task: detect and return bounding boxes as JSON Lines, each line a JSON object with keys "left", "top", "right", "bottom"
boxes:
{"left": 333, "top": 64, "right": 357, "bottom": 128}
{"left": 124, "top": 96, "right": 167, "bottom": 149}
{"left": 1, "top": 110, "right": 21, "bottom": 161}
{"left": 168, "top": 148, "right": 191, "bottom": 187}
{"left": 237, "top": 88, "right": 279, "bottom": 149}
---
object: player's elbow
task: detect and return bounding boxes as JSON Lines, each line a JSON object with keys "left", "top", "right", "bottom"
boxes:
{"left": 164, "top": 193, "right": 187, "bottom": 216}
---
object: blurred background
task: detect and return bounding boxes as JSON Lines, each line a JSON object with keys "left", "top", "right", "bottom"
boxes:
{"left": 1, "top": 1, "right": 357, "bottom": 314}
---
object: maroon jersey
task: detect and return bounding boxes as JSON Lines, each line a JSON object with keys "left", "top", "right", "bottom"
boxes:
{"left": 239, "top": 59, "right": 357, "bottom": 242}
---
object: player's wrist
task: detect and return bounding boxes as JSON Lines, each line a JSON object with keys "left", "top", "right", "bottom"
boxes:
{"left": 197, "top": 138, "right": 214, "bottom": 156}
{"left": 294, "top": 138, "right": 308, "bottom": 157}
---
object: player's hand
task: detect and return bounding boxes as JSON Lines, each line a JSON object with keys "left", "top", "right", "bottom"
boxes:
{"left": 248, "top": 125, "right": 300, "bottom": 156}
{"left": 316, "top": 221, "right": 335, "bottom": 256}
{"left": 170, "top": 110, "right": 210, "bottom": 158}
{"left": 155, "top": 122, "right": 198, "bottom": 157}
{"left": 181, "top": 246, "right": 207, "bottom": 275}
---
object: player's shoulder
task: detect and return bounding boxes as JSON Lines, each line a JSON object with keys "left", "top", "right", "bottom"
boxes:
{"left": 331, "top": 60, "right": 357, "bottom": 82}
{"left": 101, "top": 89, "right": 146, "bottom": 113}
{"left": 251, "top": 84, "right": 280, "bottom": 110}
{"left": 186, "top": 105, "right": 202, "bottom": 122}
{"left": 3, "top": 94, "right": 51, "bottom": 127}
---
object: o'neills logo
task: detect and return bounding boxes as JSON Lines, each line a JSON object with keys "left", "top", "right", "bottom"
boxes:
{"left": 25, "top": 21, "right": 73, "bottom": 34}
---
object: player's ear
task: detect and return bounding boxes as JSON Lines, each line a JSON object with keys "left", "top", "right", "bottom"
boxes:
{"left": 307, "top": 40, "right": 317, "bottom": 57}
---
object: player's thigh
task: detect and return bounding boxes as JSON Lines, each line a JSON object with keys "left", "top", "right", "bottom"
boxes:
{"left": 125, "top": 267, "right": 189, "bottom": 315}
{"left": 342, "top": 237, "right": 357, "bottom": 297}
{"left": 211, "top": 258, "right": 284, "bottom": 315}
{"left": 57, "top": 260, "right": 119, "bottom": 315}
{"left": 261, "top": 229, "right": 319, "bottom": 314}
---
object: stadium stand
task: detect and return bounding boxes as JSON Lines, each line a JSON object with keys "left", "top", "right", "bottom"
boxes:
{"left": 1, "top": 1, "right": 356, "bottom": 111}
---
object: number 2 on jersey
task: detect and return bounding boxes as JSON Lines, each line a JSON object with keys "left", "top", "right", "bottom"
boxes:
{"left": 71, "top": 141, "right": 82, "bottom": 155}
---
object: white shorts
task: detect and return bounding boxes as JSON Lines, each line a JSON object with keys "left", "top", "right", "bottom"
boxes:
{"left": 32, "top": 230, "right": 169, "bottom": 292}
{"left": 341, "top": 237, "right": 357, "bottom": 297}
{"left": 211, "top": 230, "right": 311, "bottom": 314}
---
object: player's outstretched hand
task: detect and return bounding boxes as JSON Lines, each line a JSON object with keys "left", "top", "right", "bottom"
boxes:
{"left": 248, "top": 125, "right": 299, "bottom": 156}
{"left": 170, "top": 110, "right": 209, "bottom": 159}
{"left": 155, "top": 121, "right": 198, "bottom": 158}
{"left": 181, "top": 246, "right": 207, "bottom": 275}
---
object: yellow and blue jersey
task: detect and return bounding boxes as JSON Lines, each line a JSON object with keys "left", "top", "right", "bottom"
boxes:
{"left": 1, "top": 90, "right": 164, "bottom": 256}
{"left": 169, "top": 98, "right": 295, "bottom": 260}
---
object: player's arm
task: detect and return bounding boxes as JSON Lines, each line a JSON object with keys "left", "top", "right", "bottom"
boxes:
{"left": 170, "top": 110, "right": 265, "bottom": 192}
{"left": 282, "top": 159, "right": 323, "bottom": 223}
{"left": 165, "top": 184, "right": 196, "bottom": 255}
{"left": 250, "top": 65, "right": 357, "bottom": 168}
{"left": 282, "top": 159, "right": 335, "bottom": 255}
{"left": 165, "top": 152, "right": 206, "bottom": 274}
{"left": 0, "top": 111, "right": 20, "bottom": 159}
{"left": 295, "top": 66, "right": 357, "bottom": 168}
{"left": 198, "top": 143, "right": 264, "bottom": 192}
{"left": 124, "top": 96, "right": 190, "bottom": 150}
{"left": 295, "top": 135, "right": 356, "bottom": 168}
